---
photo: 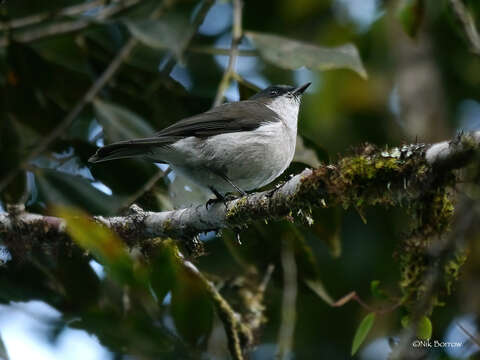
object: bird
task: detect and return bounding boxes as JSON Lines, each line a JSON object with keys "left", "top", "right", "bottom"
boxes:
{"left": 89, "top": 82, "right": 311, "bottom": 201}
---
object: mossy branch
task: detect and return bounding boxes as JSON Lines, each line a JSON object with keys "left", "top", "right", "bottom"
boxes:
{"left": 1, "top": 131, "right": 480, "bottom": 257}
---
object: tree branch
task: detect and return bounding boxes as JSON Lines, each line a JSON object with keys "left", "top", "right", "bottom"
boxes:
{"left": 0, "top": 0, "right": 112, "bottom": 31}
{"left": 0, "top": 0, "right": 144, "bottom": 47}
{"left": 2, "top": 131, "right": 480, "bottom": 255}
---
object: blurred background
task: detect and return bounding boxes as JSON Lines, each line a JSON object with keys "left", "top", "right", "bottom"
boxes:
{"left": 1, "top": 0, "right": 480, "bottom": 359}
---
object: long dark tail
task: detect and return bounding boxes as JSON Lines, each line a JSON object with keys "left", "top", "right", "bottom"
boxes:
{"left": 88, "top": 137, "right": 167, "bottom": 163}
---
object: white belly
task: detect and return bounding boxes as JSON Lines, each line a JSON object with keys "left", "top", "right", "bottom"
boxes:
{"left": 157, "top": 122, "right": 296, "bottom": 195}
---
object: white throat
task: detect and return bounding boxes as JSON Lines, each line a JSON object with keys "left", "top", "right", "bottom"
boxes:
{"left": 264, "top": 96, "right": 300, "bottom": 131}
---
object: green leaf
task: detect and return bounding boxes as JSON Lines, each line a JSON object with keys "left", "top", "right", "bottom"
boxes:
{"left": 396, "top": 0, "right": 425, "bottom": 38}
{"left": 124, "top": 17, "right": 190, "bottom": 58}
{"left": 31, "top": 36, "right": 90, "bottom": 74}
{"left": 417, "top": 316, "right": 432, "bottom": 340}
{"left": 351, "top": 312, "right": 376, "bottom": 356}
{"left": 93, "top": 99, "right": 155, "bottom": 142}
{"left": 246, "top": 31, "right": 367, "bottom": 79}
{"left": 149, "top": 239, "right": 181, "bottom": 302}
{"left": 56, "top": 207, "right": 137, "bottom": 285}
{"left": 171, "top": 266, "right": 213, "bottom": 345}
{"left": 401, "top": 315, "right": 432, "bottom": 340}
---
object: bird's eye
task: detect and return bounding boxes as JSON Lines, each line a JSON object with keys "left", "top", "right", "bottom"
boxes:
{"left": 270, "top": 89, "right": 279, "bottom": 96}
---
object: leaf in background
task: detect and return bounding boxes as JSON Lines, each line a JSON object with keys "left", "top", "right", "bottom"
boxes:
{"left": 57, "top": 207, "right": 136, "bottom": 285}
{"left": 417, "top": 316, "right": 432, "bottom": 340}
{"left": 287, "top": 225, "right": 335, "bottom": 305}
{"left": 93, "top": 99, "right": 155, "bottom": 142}
{"left": 417, "top": 316, "right": 433, "bottom": 340}
{"left": 171, "top": 264, "right": 214, "bottom": 345}
{"left": 149, "top": 239, "right": 180, "bottom": 303}
{"left": 124, "top": 16, "right": 190, "bottom": 59}
{"left": 246, "top": 31, "right": 367, "bottom": 79}
{"left": 400, "top": 315, "right": 432, "bottom": 339}
{"left": 35, "top": 168, "right": 126, "bottom": 215}
{"left": 31, "top": 36, "right": 90, "bottom": 74}
{"left": 396, "top": 0, "right": 425, "bottom": 38}
{"left": 304, "top": 279, "right": 334, "bottom": 306}
{"left": 351, "top": 312, "right": 376, "bottom": 356}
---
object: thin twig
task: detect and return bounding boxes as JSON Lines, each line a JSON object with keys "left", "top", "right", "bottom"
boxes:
{"left": 456, "top": 321, "right": 480, "bottom": 347}
{"left": 188, "top": 46, "right": 256, "bottom": 56}
{"left": 0, "top": 0, "right": 178, "bottom": 193}
{"left": 0, "top": 0, "right": 143, "bottom": 47}
{"left": 212, "top": 0, "right": 243, "bottom": 107}
{"left": 0, "top": 0, "right": 106, "bottom": 30}
{"left": 276, "top": 237, "right": 297, "bottom": 360}
{"left": 449, "top": 0, "right": 480, "bottom": 56}
{"left": 183, "top": 259, "right": 249, "bottom": 360}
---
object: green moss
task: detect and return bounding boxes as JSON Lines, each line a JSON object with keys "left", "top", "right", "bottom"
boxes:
{"left": 162, "top": 219, "right": 173, "bottom": 232}
{"left": 225, "top": 196, "right": 250, "bottom": 223}
{"left": 444, "top": 251, "right": 467, "bottom": 295}
{"left": 311, "top": 143, "right": 461, "bottom": 314}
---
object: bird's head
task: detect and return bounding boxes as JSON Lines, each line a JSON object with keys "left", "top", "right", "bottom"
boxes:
{"left": 250, "top": 82, "right": 311, "bottom": 104}
{"left": 250, "top": 82, "right": 311, "bottom": 123}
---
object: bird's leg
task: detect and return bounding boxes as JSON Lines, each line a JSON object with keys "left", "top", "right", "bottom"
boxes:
{"left": 210, "top": 186, "right": 224, "bottom": 201}
{"left": 205, "top": 172, "right": 247, "bottom": 210}
{"left": 206, "top": 186, "right": 225, "bottom": 210}
{"left": 214, "top": 172, "right": 247, "bottom": 196}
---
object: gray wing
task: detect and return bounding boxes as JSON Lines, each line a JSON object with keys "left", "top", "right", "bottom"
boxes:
{"left": 155, "top": 100, "right": 279, "bottom": 139}
{"left": 89, "top": 100, "right": 279, "bottom": 163}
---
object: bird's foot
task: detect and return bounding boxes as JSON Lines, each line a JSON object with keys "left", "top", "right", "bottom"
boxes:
{"left": 205, "top": 192, "right": 238, "bottom": 210}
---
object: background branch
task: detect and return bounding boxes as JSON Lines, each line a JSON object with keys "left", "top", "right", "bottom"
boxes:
{"left": 0, "top": 0, "right": 115, "bottom": 31}
{"left": 0, "top": 0, "right": 143, "bottom": 47}
{"left": 212, "top": 0, "right": 243, "bottom": 107}
{"left": 449, "top": 0, "right": 480, "bottom": 56}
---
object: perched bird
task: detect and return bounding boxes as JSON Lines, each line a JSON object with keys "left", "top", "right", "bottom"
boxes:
{"left": 89, "top": 82, "right": 311, "bottom": 200}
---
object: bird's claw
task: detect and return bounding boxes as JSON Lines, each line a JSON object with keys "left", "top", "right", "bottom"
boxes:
{"left": 206, "top": 198, "right": 219, "bottom": 210}
{"left": 205, "top": 193, "right": 239, "bottom": 210}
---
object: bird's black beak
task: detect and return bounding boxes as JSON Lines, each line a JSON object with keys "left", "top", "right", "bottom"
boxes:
{"left": 292, "top": 82, "right": 311, "bottom": 96}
